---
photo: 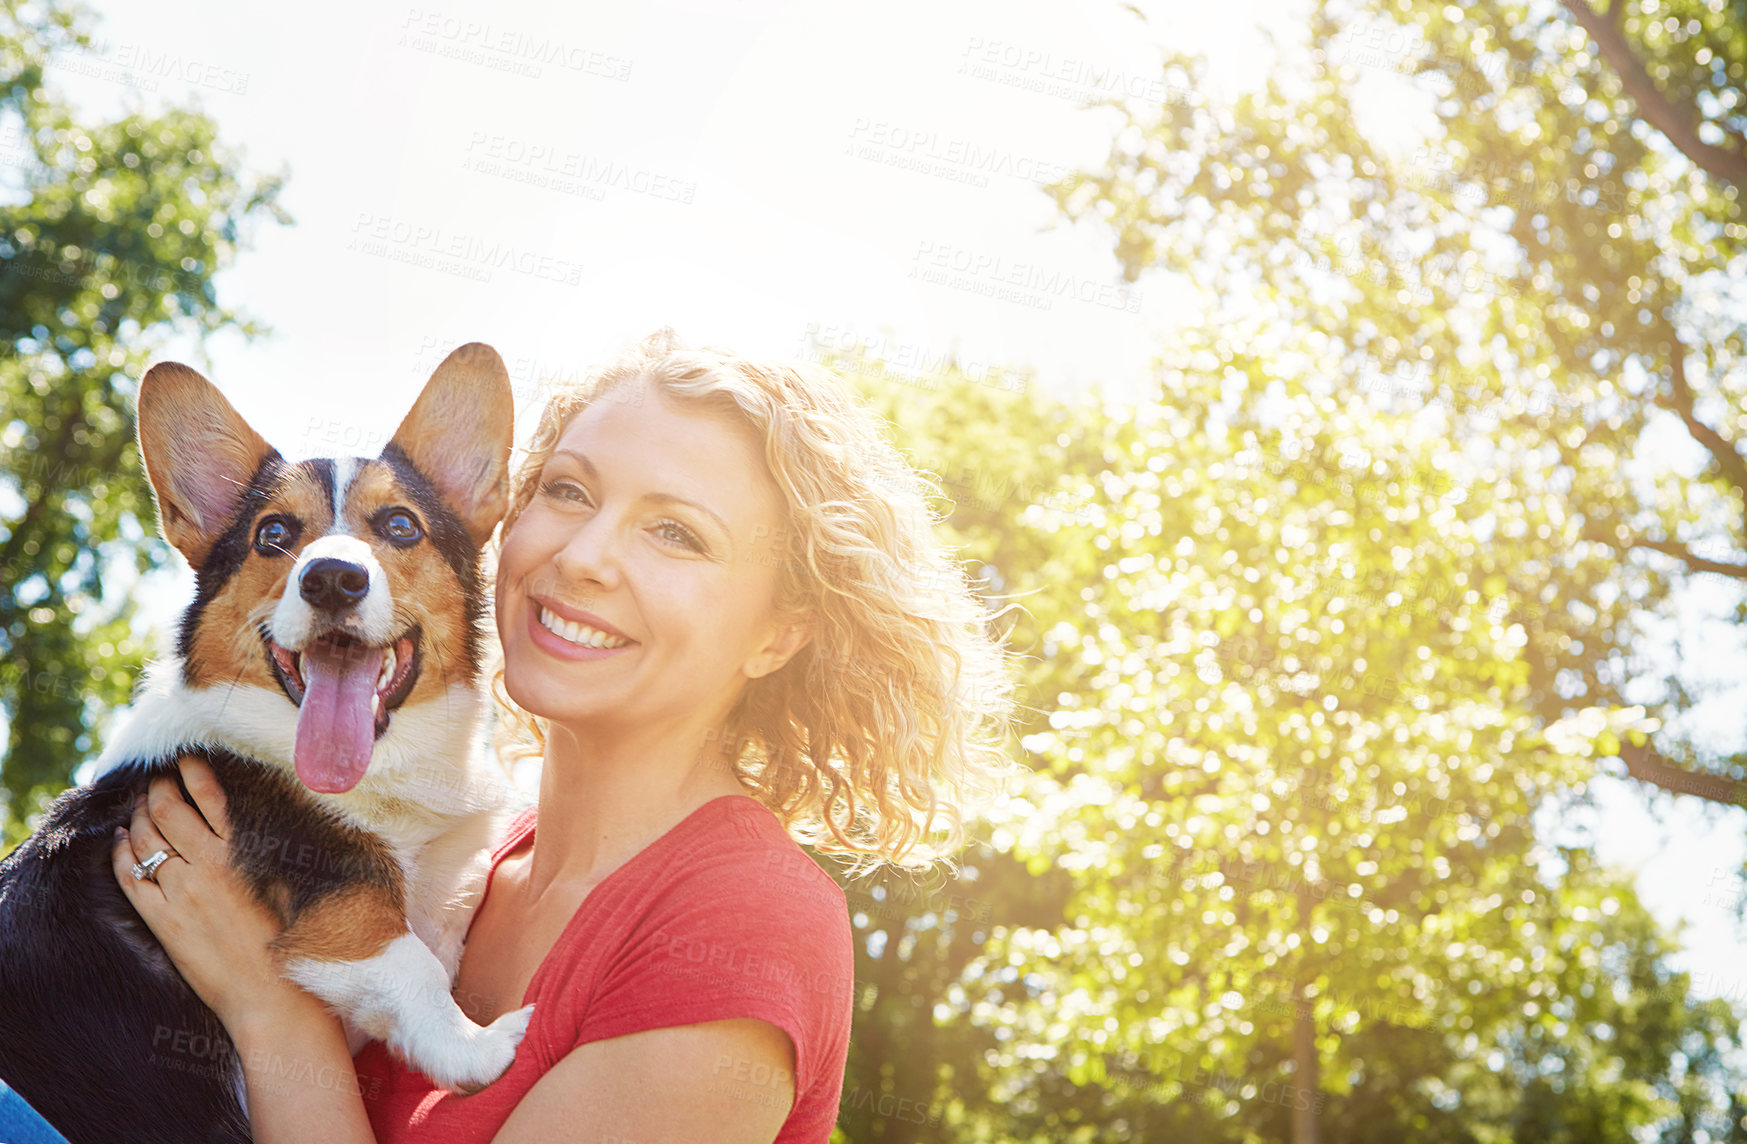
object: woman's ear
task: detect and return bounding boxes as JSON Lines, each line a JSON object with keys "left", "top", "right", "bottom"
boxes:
{"left": 745, "top": 613, "right": 813, "bottom": 680}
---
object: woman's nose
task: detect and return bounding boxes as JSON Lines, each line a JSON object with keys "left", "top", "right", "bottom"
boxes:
{"left": 551, "top": 515, "right": 622, "bottom": 590}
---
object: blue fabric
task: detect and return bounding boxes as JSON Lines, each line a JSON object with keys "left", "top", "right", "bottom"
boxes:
{"left": 0, "top": 1077, "right": 70, "bottom": 1144}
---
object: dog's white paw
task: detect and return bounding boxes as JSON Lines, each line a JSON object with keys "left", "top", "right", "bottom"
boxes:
{"left": 418, "top": 1003, "right": 536, "bottom": 1096}
{"left": 292, "top": 933, "right": 536, "bottom": 1095}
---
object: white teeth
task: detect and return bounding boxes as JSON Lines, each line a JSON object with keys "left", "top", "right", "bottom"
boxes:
{"left": 538, "top": 606, "right": 630, "bottom": 650}
{"left": 377, "top": 649, "right": 395, "bottom": 693}
{"left": 371, "top": 692, "right": 380, "bottom": 716}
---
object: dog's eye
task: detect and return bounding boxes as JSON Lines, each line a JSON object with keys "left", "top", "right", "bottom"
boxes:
{"left": 378, "top": 509, "right": 424, "bottom": 547}
{"left": 253, "top": 517, "right": 298, "bottom": 555}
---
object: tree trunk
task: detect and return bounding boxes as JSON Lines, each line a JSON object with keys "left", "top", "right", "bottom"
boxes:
{"left": 1293, "top": 886, "right": 1322, "bottom": 1144}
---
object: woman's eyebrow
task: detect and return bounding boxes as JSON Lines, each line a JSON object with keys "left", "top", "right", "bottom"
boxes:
{"left": 550, "top": 448, "right": 732, "bottom": 537}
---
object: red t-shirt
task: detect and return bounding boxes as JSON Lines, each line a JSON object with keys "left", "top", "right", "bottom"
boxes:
{"left": 352, "top": 795, "right": 854, "bottom": 1143}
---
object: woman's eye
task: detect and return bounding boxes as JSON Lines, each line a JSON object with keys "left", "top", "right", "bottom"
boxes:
{"left": 656, "top": 520, "right": 704, "bottom": 552}
{"left": 253, "top": 517, "right": 298, "bottom": 555}
{"left": 540, "top": 479, "right": 588, "bottom": 503}
{"left": 379, "top": 510, "right": 423, "bottom": 546}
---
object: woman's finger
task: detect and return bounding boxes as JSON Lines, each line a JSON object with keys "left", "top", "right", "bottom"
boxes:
{"left": 128, "top": 791, "right": 184, "bottom": 877}
{"left": 111, "top": 825, "right": 167, "bottom": 907}
{"left": 175, "top": 755, "right": 231, "bottom": 842}
{"left": 145, "top": 774, "right": 222, "bottom": 865}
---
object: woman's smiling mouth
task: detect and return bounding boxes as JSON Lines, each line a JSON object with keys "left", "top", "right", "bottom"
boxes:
{"left": 526, "top": 598, "right": 639, "bottom": 660}
{"left": 537, "top": 606, "right": 634, "bottom": 649}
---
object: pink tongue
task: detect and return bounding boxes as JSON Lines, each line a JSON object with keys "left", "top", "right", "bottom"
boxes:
{"left": 294, "top": 641, "right": 380, "bottom": 793}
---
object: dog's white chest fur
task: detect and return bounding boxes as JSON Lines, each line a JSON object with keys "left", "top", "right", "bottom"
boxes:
{"left": 92, "top": 655, "right": 530, "bottom": 1071}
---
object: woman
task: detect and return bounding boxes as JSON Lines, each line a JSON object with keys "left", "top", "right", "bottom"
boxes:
{"left": 107, "top": 330, "right": 1017, "bottom": 1143}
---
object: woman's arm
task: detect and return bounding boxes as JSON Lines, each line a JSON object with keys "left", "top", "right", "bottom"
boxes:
{"left": 493, "top": 1017, "right": 795, "bottom": 1143}
{"left": 110, "top": 755, "right": 376, "bottom": 1144}
{"left": 226, "top": 987, "right": 378, "bottom": 1144}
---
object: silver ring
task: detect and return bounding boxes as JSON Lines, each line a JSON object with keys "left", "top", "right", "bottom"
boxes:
{"left": 131, "top": 848, "right": 173, "bottom": 883}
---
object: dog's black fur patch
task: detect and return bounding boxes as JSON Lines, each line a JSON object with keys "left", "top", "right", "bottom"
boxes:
{"left": 0, "top": 749, "right": 405, "bottom": 1144}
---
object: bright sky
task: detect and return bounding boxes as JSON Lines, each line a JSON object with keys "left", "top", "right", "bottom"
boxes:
{"left": 59, "top": 0, "right": 1217, "bottom": 430}
{"left": 44, "top": 0, "right": 1746, "bottom": 1001}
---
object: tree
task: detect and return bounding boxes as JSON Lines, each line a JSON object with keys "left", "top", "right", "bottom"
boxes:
{"left": 820, "top": 347, "right": 1746, "bottom": 1142}
{"left": 0, "top": 0, "right": 287, "bottom": 848}
{"left": 1049, "top": 0, "right": 1747, "bottom": 808}
{"left": 861, "top": 0, "right": 1747, "bottom": 1135}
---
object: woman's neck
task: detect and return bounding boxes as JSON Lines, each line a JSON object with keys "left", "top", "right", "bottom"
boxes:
{"left": 522, "top": 718, "right": 750, "bottom": 906}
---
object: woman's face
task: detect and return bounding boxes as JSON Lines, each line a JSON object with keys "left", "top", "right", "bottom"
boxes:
{"left": 495, "top": 377, "right": 809, "bottom": 743}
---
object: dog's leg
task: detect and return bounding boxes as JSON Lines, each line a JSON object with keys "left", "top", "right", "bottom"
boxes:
{"left": 272, "top": 886, "right": 534, "bottom": 1093}
{"left": 402, "top": 804, "right": 512, "bottom": 986}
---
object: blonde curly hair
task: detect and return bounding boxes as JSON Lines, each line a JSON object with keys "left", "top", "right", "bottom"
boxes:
{"left": 483, "top": 329, "right": 1020, "bottom": 871}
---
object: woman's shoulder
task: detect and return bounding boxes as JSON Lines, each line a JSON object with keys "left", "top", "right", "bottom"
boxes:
{"left": 524, "top": 794, "right": 854, "bottom": 1065}
{"left": 656, "top": 796, "right": 849, "bottom": 918}
{"left": 613, "top": 798, "right": 856, "bottom": 1027}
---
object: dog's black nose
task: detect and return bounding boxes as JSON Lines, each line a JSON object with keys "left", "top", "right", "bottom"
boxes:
{"left": 300, "top": 558, "right": 370, "bottom": 611}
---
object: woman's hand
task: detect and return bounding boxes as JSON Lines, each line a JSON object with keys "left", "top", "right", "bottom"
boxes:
{"left": 110, "top": 755, "right": 303, "bottom": 1031}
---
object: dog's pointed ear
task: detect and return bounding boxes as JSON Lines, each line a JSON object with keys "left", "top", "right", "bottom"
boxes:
{"left": 386, "top": 343, "right": 514, "bottom": 548}
{"left": 137, "top": 362, "right": 279, "bottom": 567}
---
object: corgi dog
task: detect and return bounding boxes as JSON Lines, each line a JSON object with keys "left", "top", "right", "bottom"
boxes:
{"left": 0, "top": 344, "right": 533, "bottom": 1144}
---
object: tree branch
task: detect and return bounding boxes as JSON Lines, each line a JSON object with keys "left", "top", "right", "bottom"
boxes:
{"left": 1651, "top": 328, "right": 1747, "bottom": 532}
{"left": 1655, "top": 388, "right": 1747, "bottom": 498}
{"left": 1629, "top": 538, "right": 1747, "bottom": 579}
{"left": 1559, "top": 0, "right": 1747, "bottom": 188}
{"left": 1617, "top": 740, "right": 1747, "bottom": 807}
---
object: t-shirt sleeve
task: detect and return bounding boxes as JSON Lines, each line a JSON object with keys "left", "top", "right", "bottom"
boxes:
{"left": 566, "top": 851, "right": 854, "bottom": 1103}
